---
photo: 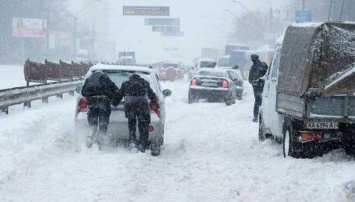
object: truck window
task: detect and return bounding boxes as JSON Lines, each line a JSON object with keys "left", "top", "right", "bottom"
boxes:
{"left": 271, "top": 50, "right": 281, "bottom": 79}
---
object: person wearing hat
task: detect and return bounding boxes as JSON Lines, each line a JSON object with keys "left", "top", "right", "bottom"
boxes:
{"left": 248, "top": 54, "right": 268, "bottom": 122}
{"left": 81, "top": 70, "right": 119, "bottom": 148}
{"left": 115, "top": 74, "right": 158, "bottom": 152}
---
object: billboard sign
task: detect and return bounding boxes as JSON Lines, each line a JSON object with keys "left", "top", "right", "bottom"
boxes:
{"left": 12, "top": 18, "right": 46, "bottom": 37}
{"left": 295, "top": 11, "right": 312, "bottom": 23}
{"left": 161, "top": 32, "right": 184, "bottom": 37}
{"left": 152, "top": 26, "right": 180, "bottom": 33}
{"left": 123, "top": 6, "right": 169, "bottom": 16}
{"left": 145, "top": 18, "right": 180, "bottom": 26}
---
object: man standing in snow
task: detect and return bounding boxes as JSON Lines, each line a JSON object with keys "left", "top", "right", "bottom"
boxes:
{"left": 248, "top": 54, "right": 268, "bottom": 122}
{"left": 81, "top": 70, "right": 119, "bottom": 148}
{"left": 115, "top": 74, "right": 158, "bottom": 153}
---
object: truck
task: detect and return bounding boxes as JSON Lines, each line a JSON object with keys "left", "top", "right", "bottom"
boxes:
{"left": 118, "top": 51, "right": 136, "bottom": 65}
{"left": 259, "top": 22, "right": 355, "bottom": 158}
{"left": 201, "top": 48, "right": 223, "bottom": 61}
{"left": 218, "top": 44, "right": 250, "bottom": 76}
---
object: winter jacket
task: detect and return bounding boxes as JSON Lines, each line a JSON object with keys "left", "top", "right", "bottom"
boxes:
{"left": 81, "top": 71, "right": 119, "bottom": 102}
{"left": 116, "top": 74, "right": 157, "bottom": 104}
{"left": 248, "top": 60, "right": 268, "bottom": 87}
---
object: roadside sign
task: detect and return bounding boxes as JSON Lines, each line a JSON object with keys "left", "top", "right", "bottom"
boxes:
{"left": 161, "top": 32, "right": 184, "bottom": 37}
{"left": 295, "top": 11, "right": 312, "bottom": 23}
{"left": 145, "top": 18, "right": 180, "bottom": 26}
{"left": 12, "top": 18, "right": 46, "bottom": 37}
{"left": 123, "top": 6, "right": 169, "bottom": 16}
{"left": 152, "top": 26, "right": 180, "bottom": 33}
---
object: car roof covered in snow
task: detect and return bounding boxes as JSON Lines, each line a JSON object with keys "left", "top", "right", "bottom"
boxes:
{"left": 89, "top": 63, "right": 152, "bottom": 73}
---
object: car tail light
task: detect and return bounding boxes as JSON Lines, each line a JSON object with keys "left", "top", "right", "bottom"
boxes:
{"left": 299, "top": 132, "right": 323, "bottom": 141}
{"left": 78, "top": 98, "right": 88, "bottom": 113}
{"left": 191, "top": 79, "right": 197, "bottom": 86}
{"left": 150, "top": 102, "right": 160, "bottom": 118}
{"left": 222, "top": 80, "right": 229, "bottom": 88}
{"left": 148, "top": 126, "right": 155, "bottom": 132}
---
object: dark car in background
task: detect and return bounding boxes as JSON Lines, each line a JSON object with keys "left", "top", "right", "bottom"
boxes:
{"left": 188, "top": 69, "right": 236, "bottom": 105}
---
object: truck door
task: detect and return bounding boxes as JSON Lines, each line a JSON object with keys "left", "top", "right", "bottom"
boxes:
{"left": 263, "top": 48, "right": 281, "bottom": 130}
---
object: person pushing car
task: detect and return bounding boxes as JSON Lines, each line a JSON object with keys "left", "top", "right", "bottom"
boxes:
{"left": 115, "top": 74, "right": 158, "bottom": 153}
{"left": 81, "top": 70, "right": 119, "bottom": 148}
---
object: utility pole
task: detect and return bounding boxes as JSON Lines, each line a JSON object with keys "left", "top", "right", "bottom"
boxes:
{"left": 302, "top": 0, "right": 305, "bottom": 10}
{"left": 328, "top": 0, "right": 334, "bottom": 22}
{"left": 339, "top": 0, "right": 346, "bottom": 21}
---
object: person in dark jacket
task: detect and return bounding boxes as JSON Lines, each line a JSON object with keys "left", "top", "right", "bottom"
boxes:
{"left": 115, "top": 74, "right": 158, "bottom": 152}
{"left": 81, "top": 70, "right": 119, "bottom": 148}
{"left": 248, "top": 54, "right": 268, "bottom": 122}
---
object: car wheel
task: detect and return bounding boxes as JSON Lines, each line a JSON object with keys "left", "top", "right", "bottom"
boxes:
{"left": 151, "top": 142, "right": 161, "bottom": 156}
{"left": 188, "top": 92, "right": 198, "bottom": 104}
{"left": 225, "top": 94, "right": 233, "bottom": 106}
{"left": 343, "top": 138, "right": 355, "bottom": 156}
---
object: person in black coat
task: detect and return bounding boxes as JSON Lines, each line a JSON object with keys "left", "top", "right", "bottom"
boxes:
{"left": 81, "top": 70, "right": 119, "bottom": 148}
{"left": 248, "top": 54, "right": 268, "bottom": 122}
{"left": 115, "top": 74, "right": 158, "bottom": 152}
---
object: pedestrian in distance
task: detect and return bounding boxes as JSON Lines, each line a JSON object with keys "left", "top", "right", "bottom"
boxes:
{"left": 115, "top": 74, "right": 158, "bottom": 153}
{"left": 248, "top": 54, "right": 268, "bottom": 122}
{"left": 81, "top": 70, "right": 119, "bottom": 148}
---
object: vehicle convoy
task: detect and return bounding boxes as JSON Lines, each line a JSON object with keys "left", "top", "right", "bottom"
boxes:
{"left": 75, "top": 64, "right": 172, "bottom": 156}
{"left": 259, "top": 22, "right": 355, "bottom": 158}
{"left": 157, "top": 61, "right": 184, "bottom": 81}
{"left": 118, "top": 51, "right": 136, "bottom": 65}
{"left": 189, "top": 58, "right": 217, "bottom": 78}
{"left": 188, "top": 68, "right": 237, "bottom": 105}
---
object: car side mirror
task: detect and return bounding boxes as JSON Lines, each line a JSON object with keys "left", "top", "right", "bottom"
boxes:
{"left": 162, "top": 89, "right": 172, "bottom": 97}
{"left": 75, "top": 86, "right": 82, "bottom": 94}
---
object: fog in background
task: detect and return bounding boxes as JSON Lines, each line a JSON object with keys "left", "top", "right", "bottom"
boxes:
{"left": 1, "top": 0, "right": 355, "bottom": 65}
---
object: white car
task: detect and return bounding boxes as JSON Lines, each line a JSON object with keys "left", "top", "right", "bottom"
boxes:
{"left": 189, "top": 58, "right": 217, "bottom": 79}
{"left": 74, "top": 64, "right": 172, "bottom": 156}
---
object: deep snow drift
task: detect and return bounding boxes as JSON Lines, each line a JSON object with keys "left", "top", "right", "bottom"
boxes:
{"left": 0, "top": 66, "right": 355, "bottom": 202}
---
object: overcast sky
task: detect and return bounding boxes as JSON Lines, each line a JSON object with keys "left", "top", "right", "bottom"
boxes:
{"left": 67, "top": 0, "right": 292, "bottom": 63}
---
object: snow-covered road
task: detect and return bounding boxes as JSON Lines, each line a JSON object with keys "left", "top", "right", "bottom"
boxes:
{"left": 0, "top": 67, "right": 355, "bottom": 201}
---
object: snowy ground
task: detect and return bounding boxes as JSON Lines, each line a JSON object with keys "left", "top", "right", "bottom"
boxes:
{"left": 0, "top": 66, "right": 355, "bottom": 202}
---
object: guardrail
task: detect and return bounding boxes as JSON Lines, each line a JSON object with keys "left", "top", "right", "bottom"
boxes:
{"left": 24, "top": 59, "right": 92, "bottom": 86}
{"left": 0, "top": 79, "right": 83, "bottom": 114}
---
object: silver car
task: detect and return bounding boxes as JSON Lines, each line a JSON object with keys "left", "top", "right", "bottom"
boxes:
{"left": 74, "top": 64, "right": 172, "bottom": 156}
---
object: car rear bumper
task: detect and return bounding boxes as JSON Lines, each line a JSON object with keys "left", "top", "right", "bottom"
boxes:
{"left": 75, "top": 111, "right": 164, "bottom": 143}
{"left": 189, "top": 87, "right": 230, "bottom": 99}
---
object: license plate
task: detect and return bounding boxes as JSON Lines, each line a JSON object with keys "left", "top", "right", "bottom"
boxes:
{"left": 201, "top": 82, "right": 217, "bottom": 87}
{"left": 306, "top": 122, "right": 339, "bottom": 129}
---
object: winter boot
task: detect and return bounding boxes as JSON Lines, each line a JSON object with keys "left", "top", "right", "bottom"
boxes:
{"left": 86, "top": 135, "right": 94, "bottom": 148}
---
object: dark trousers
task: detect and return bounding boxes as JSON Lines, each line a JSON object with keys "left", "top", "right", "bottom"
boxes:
{"left": 125, "top": 100, "right": 151, "bottom": 147}
{"left": 253, "top": 86, "right": 263, "bottom": 119}
{"left": 87, "top": 98, "right": 111, "bottom": 136}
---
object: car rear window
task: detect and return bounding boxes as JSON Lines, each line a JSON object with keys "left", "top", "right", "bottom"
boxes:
{"left": 198, "top": 70, "right": 225, "bottom": 77}
{"left": 101, "top": 70, "right": 151, "bottom": 88}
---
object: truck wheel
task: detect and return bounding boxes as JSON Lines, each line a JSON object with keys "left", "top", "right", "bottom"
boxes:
{"left": 283, "top": 126, "right": 293, "bottom": 158}
{"left": 258, "top": 114, "right": 267, "bottom": 142}
{"left": 283, "top": 121, "right": 302, "bottom": 158}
